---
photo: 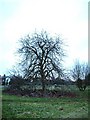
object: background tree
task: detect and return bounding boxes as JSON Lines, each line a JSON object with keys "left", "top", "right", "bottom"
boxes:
{"left": 2, "top": 74, "right": 6, "bottom": 85}
{"left": 9, "top": 75, "right": 26, "bottom": 90}
{"left": 17, "top": 31, "right": 66, "bottom": 93}
{"left": 71, "top": 60, "right": 89, "bottom": 91}
{"left": 71, "top": 60, "right": 83, "bottom": 80}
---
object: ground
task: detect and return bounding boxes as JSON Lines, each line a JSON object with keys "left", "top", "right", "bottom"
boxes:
{"left": 1, "top": 85, "right": 89, "bottom": 119}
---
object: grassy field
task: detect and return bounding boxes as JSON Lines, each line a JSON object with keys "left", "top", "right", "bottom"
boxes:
{"left": 2, "top": 85, "right": 89, "bottom": 119}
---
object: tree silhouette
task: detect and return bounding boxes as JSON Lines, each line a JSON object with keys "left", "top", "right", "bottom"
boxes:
{"left": 2, "top": 74, "right": 6, "bottom": 85}
{"left": 17, "top": 31, "right": 66, "bottom": 93}
{"left": 71, "top": 61, "right": 89, "bottom": 91}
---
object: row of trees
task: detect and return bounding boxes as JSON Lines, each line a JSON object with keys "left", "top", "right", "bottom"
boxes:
{"left": 3, "top": 30, "right": 89, "bottom": 92}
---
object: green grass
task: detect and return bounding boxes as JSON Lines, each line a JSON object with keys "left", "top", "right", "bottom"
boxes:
{"left": 2, "top": 86, "right": 89, "bottom": 119}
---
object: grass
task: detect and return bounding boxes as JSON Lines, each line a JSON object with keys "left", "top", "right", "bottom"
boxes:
{"left": 2, "top": 85, "right": 89, "bottom": 119}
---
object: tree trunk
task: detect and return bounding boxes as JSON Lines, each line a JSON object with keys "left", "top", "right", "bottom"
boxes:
{"left": 41, "top": 79, "right": 46, "bottom": 96}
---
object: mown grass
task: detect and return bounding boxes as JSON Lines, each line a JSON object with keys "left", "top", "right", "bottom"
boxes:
{"left": 2, "top": 85, "right": 89, "bottom": 119}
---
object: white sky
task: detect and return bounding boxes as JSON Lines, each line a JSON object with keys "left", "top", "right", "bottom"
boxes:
{"left": 0, "top": 0, "right": 88, "bottom": 75}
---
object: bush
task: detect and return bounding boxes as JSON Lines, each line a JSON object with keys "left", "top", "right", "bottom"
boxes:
{"left": 9, "top": 75, "right": 26, "bottom": 90}
{"left": 76, "top": 78, "right": 86, "bottom": 91}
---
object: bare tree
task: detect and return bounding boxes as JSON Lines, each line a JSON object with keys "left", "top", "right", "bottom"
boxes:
{"left": 9, "top": 65, "right": 21, "bottom": 77}
{"left": 71, "top": 61, "right": 89, "bottom": 80}
{"left": 17, "top": 31, "right": 66, "bottom": 92}
{"left": 71, "top": 60, "right": 89, "bottom": 91}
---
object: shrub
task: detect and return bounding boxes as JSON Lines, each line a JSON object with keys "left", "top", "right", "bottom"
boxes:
{"left": 9, "top": 75, "right": 26, "bottom": 90}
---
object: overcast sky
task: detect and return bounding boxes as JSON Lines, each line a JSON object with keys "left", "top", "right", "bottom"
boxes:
{"left": 0, "top": 0, "right": 88, "bottom": 75}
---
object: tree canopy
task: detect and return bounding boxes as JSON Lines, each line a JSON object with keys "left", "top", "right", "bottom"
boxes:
{"left": 17, "top": 31, "right": 66, "bottom": 92}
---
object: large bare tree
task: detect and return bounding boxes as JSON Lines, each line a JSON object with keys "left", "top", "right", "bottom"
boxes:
{"left": 17, "top": 31, "right": 66, "bottom": 92}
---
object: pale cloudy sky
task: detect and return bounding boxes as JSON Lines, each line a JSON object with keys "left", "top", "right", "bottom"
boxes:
{"left": 0, "top": 0, "right": 88, "bottom": 75}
